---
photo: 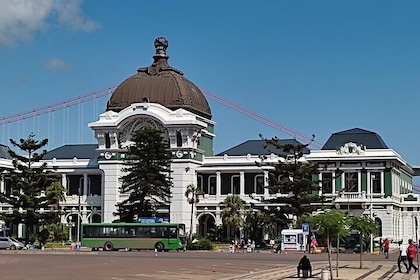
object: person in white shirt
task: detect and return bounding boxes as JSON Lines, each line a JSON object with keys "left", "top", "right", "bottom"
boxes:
{"left": 398, "top": 240, "right": 409, "bottom": 273}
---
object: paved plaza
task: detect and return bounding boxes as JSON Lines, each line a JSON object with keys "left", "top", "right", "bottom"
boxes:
{"left": 0, "top": 248, "right": 419, "bottom": 280}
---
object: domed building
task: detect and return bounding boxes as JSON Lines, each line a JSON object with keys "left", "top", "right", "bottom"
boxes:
{"left": 1, "top": 37, "right": 419, "bottom": 246}
{"left": 88, "top": 37, "right": 216, "bottom": 226}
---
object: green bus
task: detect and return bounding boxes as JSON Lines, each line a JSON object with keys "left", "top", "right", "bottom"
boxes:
{"left": 81, "top": 222, "right": 186, "bottom": 252}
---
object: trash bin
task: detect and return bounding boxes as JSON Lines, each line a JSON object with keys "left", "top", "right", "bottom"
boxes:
{"left": 321, "top": 268, "right": 329, "bottom": 280}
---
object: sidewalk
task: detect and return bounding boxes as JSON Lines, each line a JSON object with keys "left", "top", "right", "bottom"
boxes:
{"left": 223, "top": 260, "right": 419, "bottom": 280}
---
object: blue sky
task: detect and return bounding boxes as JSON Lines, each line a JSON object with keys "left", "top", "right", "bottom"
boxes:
{"left": 1, "top": 1, "right": 420, "bottom": 168}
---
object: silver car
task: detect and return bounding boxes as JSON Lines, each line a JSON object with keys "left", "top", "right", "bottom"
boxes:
{"left": 0, "top": 237, "right": 24, "bottom": 250}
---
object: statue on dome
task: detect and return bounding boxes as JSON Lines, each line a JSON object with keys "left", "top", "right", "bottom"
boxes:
{"left": 154, "top": 37, "right": 168, "bottom": 56}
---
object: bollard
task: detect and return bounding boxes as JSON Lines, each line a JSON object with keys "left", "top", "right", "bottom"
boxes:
{"left": 321, "top": 268, "right": 329, "bottom": 280}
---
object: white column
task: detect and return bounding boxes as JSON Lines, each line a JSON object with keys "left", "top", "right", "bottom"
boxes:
{"left": 240, "top": 171, "right": 245, "bottom": 196}
{"left": 264, "top": 171, "right": 269, "bottom": 198}
{"left": 0, "top": 177, "right": 4, "bottom": 193}
{"left": 61, "top": 174, "right": 68, "bottom": 195}
{"left": 380, "top": 172, "right": 385, "bottom": 198}
{"left": 83, "top": 173, "right": 88, "bottom": 196}
{"left": 216, "top": 171, "right": 221, "bottom": 200}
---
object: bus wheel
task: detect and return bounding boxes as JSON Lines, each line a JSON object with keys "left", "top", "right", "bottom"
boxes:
{"left": 104, "top": 242, "right": 114, "bottom": 251}
{"left": 155, "top": 242, "right": 164, "bottom": 252}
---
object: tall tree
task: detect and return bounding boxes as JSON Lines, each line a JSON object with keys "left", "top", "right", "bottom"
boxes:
{"left": 308, "top": 210, "right": 349, "bottom": 280}
{"left": 115, "top": 126, "right": 173, "bottom": 222}
{"left": 0, "top": 133, "right": 64, "bottom": 244}
{"left": 259, "top": 135, "right": 322, "bottom": 225}
{"left": 185, "top": 184, "right": 203, "bottom": 240}
{"left": 220, "top": 195, "right": 244, "bottom": 243}
{"left": 243, "top": 207, "right": 288, "bottom": 245}
{"left": 349, "top": 215, "right": 378, "bottom": 269}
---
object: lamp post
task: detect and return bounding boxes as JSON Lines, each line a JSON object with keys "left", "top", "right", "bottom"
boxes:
{"left": 77, "top": 187, "right": 81, "bottom": 243}
{"left": 370, "top": 174, "right": 375, "bottom": 253}
{"left": 68, "top": 216, "right": 73, "bottom": 241}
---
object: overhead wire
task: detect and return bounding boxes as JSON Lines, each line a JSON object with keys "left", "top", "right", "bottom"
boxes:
{"left": 0, "top": 84, "right": 322, "bottom": 148}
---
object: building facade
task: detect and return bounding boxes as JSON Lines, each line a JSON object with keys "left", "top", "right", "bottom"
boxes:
{"left": 0, "top": 38, "right": 419, "bottom": 243}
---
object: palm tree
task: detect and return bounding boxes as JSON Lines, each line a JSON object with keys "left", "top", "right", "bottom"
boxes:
{"left": 185, "top": 184, "right": 203, "bottom": 240}
{"left": 220, "top": 195, "right": 244, "bottom": 244}
{"left": 46, "top": 181, "right": 66, "bottom": 211}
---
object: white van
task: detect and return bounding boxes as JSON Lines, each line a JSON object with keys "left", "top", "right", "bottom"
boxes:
{"left": 0, "top": 237, "right": 24, "bottom": 250}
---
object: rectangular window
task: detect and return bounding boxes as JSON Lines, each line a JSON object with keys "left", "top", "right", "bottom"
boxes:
{"left": 322, "top": 173, "right": 333, "bottom": 194}
{"left": 255, "top": 175, "right": 264, "bottom": 194}
{"left": 4, "top": 179, "right": 11, "bottom": 195}
{"left": 197, "top": 175, "right": 203, "bottom": 193}
{"left": 345, "top": 172, "right": 358, "bottom": 192}
{"left": 89, "top": 175, "right": 102, "bottom": 195}
{"left": 209, "top": 176, "right": 216, "bottom": 195}
{"left": 371, "top": 172, "right": 381, "bottom": 194}
{"left": 279, "top": 175, "right": 290, "bottom": 194}
{"left": 231, "top": 176, "right": 240, "bottom": 194}
{"left": 67, "top": 175, "right": 83, "bottom": 195}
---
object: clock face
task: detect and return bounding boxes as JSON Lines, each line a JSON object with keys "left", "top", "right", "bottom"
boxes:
{"left": 176, "top": 150, "right": 183, "bottom": 158}
{"left": 104, "top": 152, "right": 112, "bottom": 160}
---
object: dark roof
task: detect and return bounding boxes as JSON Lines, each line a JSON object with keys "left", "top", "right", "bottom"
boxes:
{"left": 322, "top": 128, "right": 388, "bottom": 150}
{"left": 107, "top": 37, "right": 212, "bottom": 120}
{"left": 216, "top": 139, "right": 310, "bottom": 156}
{"left": 0, "top": 144, "right": 12, "bottom": 160}
{"left": 43, "top": 144, "right": 99, "bottom": 161}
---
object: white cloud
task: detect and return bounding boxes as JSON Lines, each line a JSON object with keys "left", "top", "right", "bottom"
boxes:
{"left": 43, "top": 57, "right": 71, "bottom": 70}
{"left": 0, "top": 0, "right": 100, "bottom": 46}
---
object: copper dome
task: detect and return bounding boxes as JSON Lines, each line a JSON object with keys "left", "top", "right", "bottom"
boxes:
{"left": 107, "top": 37, "right": 212, "bottom": 120}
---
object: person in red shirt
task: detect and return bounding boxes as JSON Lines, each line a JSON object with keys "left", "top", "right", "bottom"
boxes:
{"left": 383, "top": 238, "right": 390, "bottom": 259}
{"left": 407, "top": 239, "right": 418, "bottom": 273}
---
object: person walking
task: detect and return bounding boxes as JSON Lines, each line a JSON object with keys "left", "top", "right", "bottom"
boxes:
{"left": 310, "top": 237, "right": 318, "bottom": 254}
{"left": 407, "top": 239, "right": 418, "bottom": 273}
{"left": 398, "top": 240, "right": 409, "bottom": 273}
{"left": 383, "top": 238, "right": 390, "bottom": 259}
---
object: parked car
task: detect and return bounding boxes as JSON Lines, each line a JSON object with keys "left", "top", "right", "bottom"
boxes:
{"left": 0, "top": 237, "right": 25, "bottom": 250}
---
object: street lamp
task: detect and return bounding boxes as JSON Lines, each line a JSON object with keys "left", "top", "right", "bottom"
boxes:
{"left": 68, "top": 216, "right": 73, "bottom": 241}
{"left": 77, "top": 187, "right": 81, "bottom": 243}
{"left": 370, "top": 174, "right": 375, "bottom": 253}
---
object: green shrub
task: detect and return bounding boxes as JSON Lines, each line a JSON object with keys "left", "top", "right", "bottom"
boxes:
{"left": 187, "top": 238, "right": 213, "bottom": 250}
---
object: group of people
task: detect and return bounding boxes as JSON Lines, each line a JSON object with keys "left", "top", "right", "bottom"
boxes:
{"left": 398, "top": 239, "right": 418, "bottom": 274}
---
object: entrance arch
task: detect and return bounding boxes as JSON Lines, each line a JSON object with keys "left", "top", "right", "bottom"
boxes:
{"left": 198, "top": 213, "right": 215, "bottom": 239}
{"left": 375, "top": 217, "right": 382, "bottom": 237}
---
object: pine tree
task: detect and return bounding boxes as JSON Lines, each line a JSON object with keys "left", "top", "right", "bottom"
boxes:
{"left": 0, "top": 133, "right": 64, "bottom": 244}
{"left": 115, "top": 126, "right": 173, "bottom": 222}
{"left": 260, "top": 136, "right": 322, "bottom": 223}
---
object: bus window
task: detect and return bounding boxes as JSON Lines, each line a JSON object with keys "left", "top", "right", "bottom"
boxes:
{"left": 136, "top": 227, "right": 145, "bottom": 237}
{"left": 168, "top": 227, "right": 177, "bottom": 238}
{"left": 178, "top": 225, "right": 185, "bottom": 237}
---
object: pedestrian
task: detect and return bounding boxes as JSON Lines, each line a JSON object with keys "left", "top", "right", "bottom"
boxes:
{"left": 398, "top": 240, "right": 409, "bottom": 273}
{"left": 240, "top": 239, "right": 245, "bottom": 253}
{"left": 310, "top": 237, "right": 318, "bottom": 254}
{"left": 297, "top": 255, "right": 312, "bottom": 277}
{"left": 407, "top": 239, "right": 418, "bottom": 273}
{"left": 383, "top": 238, "right": 390, "bottom": 259}
{"left": 379, "top": 238, "right": 383, "bottom": 255}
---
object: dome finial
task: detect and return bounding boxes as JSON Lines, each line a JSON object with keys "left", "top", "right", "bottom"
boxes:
{"left": 154, "top": 37, "right": 168, "bottom": 57}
